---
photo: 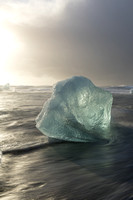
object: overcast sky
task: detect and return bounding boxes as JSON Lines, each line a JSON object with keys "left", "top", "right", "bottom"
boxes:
{"left": 0, "top": 0, "right": 133, "bottom": 86}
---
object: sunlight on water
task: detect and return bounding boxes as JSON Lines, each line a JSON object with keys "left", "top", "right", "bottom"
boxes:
{"left": 0, "top": 87, "right": 133, "bottom": 199}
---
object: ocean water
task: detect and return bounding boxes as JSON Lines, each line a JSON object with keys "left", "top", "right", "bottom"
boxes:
{"left": 0, "top": 86, "right": 133, "bottom": 200}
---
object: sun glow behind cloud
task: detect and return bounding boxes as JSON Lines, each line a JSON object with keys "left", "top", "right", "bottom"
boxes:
{"left": 0, "top": 25, "right": 22, "bottom": 85}
{"left": 0, "top": 0, "right": 73, "bottom": 85}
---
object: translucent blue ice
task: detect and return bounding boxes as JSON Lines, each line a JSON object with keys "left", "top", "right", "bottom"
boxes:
{"left": 36, "top": 76, "right": 113, "bottom": 142}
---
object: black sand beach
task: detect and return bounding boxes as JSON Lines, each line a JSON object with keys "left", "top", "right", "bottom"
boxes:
{"left": 0, "top": 87, "right": 133, "bottom": 200}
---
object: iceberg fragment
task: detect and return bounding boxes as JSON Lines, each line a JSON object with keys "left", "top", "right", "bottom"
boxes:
{"left": 36, "top": 76, "right": 113, "bottom": 142}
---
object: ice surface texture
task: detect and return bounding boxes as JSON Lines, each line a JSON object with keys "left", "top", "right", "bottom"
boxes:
{"left": 36, "top": 76, "right": 113, "bottom": 142}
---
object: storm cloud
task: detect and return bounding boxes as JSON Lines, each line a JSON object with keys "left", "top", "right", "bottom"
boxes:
{"left": 1, "top": 0, "right": 133, "bottom": 85}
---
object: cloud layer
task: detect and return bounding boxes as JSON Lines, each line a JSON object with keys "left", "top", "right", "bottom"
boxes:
{"left": 1, "top": 0, "right": 133, "bottom": 85}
